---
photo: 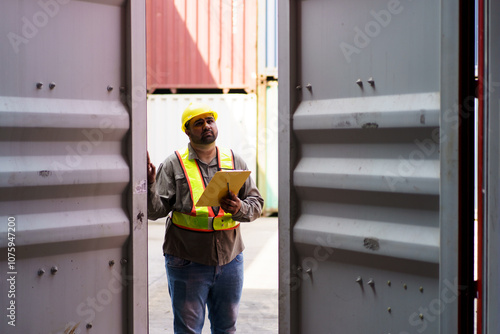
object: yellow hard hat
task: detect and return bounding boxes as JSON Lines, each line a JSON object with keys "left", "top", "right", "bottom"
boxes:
{"left": 181, "top": 102, "right": 218, "bottom": 132}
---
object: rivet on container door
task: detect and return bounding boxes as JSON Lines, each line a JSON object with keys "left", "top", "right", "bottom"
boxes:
{"left": 295, "top": 85, "right": 302, "bottom": 90}
{"left": 356, "top": 79, "right": 363, "bottom": 87}
{"left": 86, "top": 323, "right": 93, "bottom": 329}
{"left": 36, "top": 82, "right": 43, "bottom": 89}
{"left": 367, "top": 278, "right": 375, "bottom": 286}
{"left": 305, "top": 83, "right": 312, "bottom": 92}
{"left": 109, "top": 260, "right": 115, "bottom": 267}
{"left": 50, "top": 266, "right": 58, "bottom": 274}
{"left": 49, "top": 82, "right": 56, "bottom": 90}
{"left": 120, "top": 258, "right": 128, "bottom": 265}
{"left": 107, "top": 85, "right": 113, "bottom": 92}
{"left": 37, "top": 268, "right": 45, "bottom": 276}
{"left": 367, "top": 77, "right": 375, "bottom": 87}
{"left": 355, "top": 276, "right": 362, "bottom": 283}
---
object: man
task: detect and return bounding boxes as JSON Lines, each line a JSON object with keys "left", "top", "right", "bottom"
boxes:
{"left": 147, "top": 102, "right": 264, "bottom": 334}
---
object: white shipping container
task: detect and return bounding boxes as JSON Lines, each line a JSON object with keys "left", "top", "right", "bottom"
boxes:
{"left": 147, "top": 94, "right": 258, "bottom": 183}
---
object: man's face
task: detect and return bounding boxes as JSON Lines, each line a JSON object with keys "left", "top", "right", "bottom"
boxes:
{"left": 185, "top": 114, "right": 218, "bottom": 145}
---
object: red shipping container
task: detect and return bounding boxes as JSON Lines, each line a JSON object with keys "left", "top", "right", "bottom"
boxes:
{"left": 146, "top": 0, "right": 257, "bottom": 93}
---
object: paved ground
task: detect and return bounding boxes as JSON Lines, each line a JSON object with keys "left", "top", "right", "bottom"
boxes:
{"left": 148, "top": 217, "right": 279, "bottom": 334}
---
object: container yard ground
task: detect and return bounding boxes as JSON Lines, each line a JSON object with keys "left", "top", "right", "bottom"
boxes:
{"left": 148, "top": 217, "right": 279, "bottom": 334}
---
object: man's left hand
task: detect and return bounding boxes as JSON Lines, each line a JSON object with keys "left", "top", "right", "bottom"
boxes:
{"left": 220, "top": 190, "right": 242, "bottom": 214}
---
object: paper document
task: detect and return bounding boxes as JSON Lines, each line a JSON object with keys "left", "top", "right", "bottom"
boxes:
{"left": 196, "top": 170, "right": 251, "bottom": 207}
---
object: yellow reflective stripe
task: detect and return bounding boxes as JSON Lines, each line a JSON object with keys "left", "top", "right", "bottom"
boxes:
{"left": 218, "top": 147, "right": 234, "bottom": 170}
{"left": 178, "top": 147, "right": 208, "bottom": 216}
{"left": 213, "top": 215, "right": 239, "bottom": 230}
{"left": 215, "top": 147, "right": 233, "bottom": 220}
{"left": 172, "top": 211, "right": 210, "bottom": 231}
{"left": 172, "top": 211, "right": 239, "bottom": 232}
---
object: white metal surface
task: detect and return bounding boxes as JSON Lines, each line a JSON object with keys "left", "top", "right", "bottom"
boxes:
{"left": 147, "top": 94, "right": 258, "bottom": 182}
{"left": 279, "top": 0, "right": 460, "bottom": 333}
{"left": 0, "top": 0, "right": 147, "bottom": 333}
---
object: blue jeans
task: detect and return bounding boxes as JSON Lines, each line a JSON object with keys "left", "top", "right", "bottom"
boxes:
{"left": 164, "top": 253, "right": 244, "bottom": 334}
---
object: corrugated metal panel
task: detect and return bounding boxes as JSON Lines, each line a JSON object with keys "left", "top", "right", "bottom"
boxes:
{"left": 0, "top": 1, "right": 147, "bottom": 333}
{"left": 147, "top": 93, "right": 257, "bottom": 182}
{"left": 257, "top": 79, "right": 278, "bottom": 215}
{"left": 258, "top": 0, "right": 278, "bottom": 77}
{"left": 265, "top": 82, "right": 278, "bottom": 212}
{"left": 256, "top": 79, "right": 278, "bottom": 215}
{"left": 485, "top": 1, "right": 500, "bottom": 331}
{"left": 146, "top": 0, "right": 257, "bottom": 93}
{"left": 279, "top": 0, "right": 461, "bottom": 333}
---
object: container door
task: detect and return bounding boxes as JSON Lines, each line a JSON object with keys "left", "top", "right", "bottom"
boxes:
{"left": 0, "top": 1, "right": 147, "bottom": 333}
{"left": 279, "top": 0, "right": 472, "bottom": 333}
{"left": 484, "top": 0, "right": 500, "bottom": 332}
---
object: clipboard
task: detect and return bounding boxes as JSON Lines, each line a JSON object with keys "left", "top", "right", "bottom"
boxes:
{"left": 195, "top": 170, "right": 251, "bottom": 207}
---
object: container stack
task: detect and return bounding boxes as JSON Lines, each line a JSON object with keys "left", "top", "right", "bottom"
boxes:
{"left": 146, "top": 0, "right": 257, "bottom": 94}
{"left": 146, "top": 0, "right": 277, "bottom": 215}
{"left": 256, "top": 0, "right": 278, "bottom": 214}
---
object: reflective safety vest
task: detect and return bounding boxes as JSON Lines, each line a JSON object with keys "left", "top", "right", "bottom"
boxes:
{"left": 172, "top": 147, "right": 240, "bottom": 232}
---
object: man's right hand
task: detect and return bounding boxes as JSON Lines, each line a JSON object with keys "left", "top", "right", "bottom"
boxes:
{"left": 147, "top": 151, "right": 156, "bottom": 184}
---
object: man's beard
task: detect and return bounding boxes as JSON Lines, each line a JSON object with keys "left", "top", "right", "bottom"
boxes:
{"left": 199, "top": 130, "right": 216, "bottom": 144}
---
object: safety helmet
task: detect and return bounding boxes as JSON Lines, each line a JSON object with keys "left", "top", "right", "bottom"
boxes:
{"left": 181, "top": 102, "right": 218, "bottom": 132}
